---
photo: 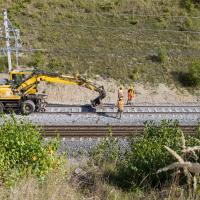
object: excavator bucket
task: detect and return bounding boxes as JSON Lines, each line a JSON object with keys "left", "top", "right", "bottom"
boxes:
{"left": 91, "top": 86, "right": 106, "bottom": 107}
{"left": 91, "top": 97, "right": 101, "bottom": 107}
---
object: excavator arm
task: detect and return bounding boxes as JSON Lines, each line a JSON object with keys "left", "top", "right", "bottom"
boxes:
{"left": 14, "top": 70, "right": 106, "bottom": 107}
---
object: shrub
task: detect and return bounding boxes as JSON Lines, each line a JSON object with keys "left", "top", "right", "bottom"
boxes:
{"left": 0, "top": 115, "right": 64, "bottom": 185}
{"left": 181, "top": 0, "right": 194, "bottom": 10}
{"left": 157, "top": 47, "right": 168, "bottom": 63}
{"left": 117, "top": 120, "right": 200, "bottom": 189}
{"left": 188, "top": 61, "right": 200, "bottom": 86}
{"left": 181, "top": 0, "right": 200, "bottom": 10}
{"left": 117, "top": 120, "right": 184, "bottom": 188}
{"left": 149, "top": 47, "right": 168, "bottom": 63}
{"left": 176, "top": 61, "right": 200, "bottom": 87}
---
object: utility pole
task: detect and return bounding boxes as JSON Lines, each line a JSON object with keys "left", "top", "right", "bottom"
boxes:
{"left": 1, "top": 9, "right": 44, "bottom": 72}
{"left": 3, "top": 9, "right": 12, "bottom": 71}
{"left": 15, "top": 29, "right": 21, "bottom": 68}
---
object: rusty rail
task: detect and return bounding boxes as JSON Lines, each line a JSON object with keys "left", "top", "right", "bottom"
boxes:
{"left": 41, "top": 125, "right": 198, "bottom": 137}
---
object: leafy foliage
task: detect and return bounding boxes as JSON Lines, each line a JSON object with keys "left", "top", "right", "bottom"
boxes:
{"left": 179, "top": 61, "right": 200, "bottom": 87}
{"left": 0, "top": 115, "right": 64, "bottom": 185}
{"left": 181, "top": 0, "right": 195, "bottom": 10}
{"left": 181, "top": 0, "right": 200, "bottom": 10}
{"left": 117, "top": 120, "right": 184, "bottom": 188}
{"left": 188, "top": 61, "right": 200, "bottom": 86}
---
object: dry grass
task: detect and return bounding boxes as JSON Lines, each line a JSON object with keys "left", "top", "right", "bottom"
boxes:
{"left": 0, "top": 170, "right": 185, "bottom": 200}
{"left": 0, "top": 164, "right": 192, "bottom": 200}
{"left": 157, "top": 132, "right": 200, "bottom": 199}
{"left": 1, "top": 171, "right": 82, "bottom": 200}
{"left": 0, "top": 0, "right": 200, "bottom": 86}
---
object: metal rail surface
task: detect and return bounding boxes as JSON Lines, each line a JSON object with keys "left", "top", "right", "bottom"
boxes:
{"left": 47, "top": 104, "right": 200, "bottom": 107}
{"left": 41, "top": 125, "right": 198, "bottom": 137}
{"left": 45, "top": 104, "right": 200, "bottom": 114}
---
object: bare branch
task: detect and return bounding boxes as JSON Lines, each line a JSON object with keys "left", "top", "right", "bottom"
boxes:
{"left": 182, "top": 146, "right": 200, "bottom": 153}
{"left": 157, "top": 162, "right": 181, "bottom": 173}
{"left": 157, "top": 162, "right": 195, "bottom": 173}
{"left": 181, "top": 131, "right": 186, "bottom": 150}
{"left": 164, "top": 146, "right": 184, "bottom": 163}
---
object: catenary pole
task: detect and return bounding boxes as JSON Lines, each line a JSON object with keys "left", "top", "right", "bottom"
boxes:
{"left": 3, "top": 9, "right": 12, "bottom": 72}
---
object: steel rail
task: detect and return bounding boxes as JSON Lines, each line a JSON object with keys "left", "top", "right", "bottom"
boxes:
{"left": 41, "top": 125, "right": 198, "bottom": 137}
{"left": 34, "top": 111, "right": 200, "bottom": 115}
{"left": 47, "top": 104, "right": 200, "bottom": 108}
{"left": 44, "top": 104, "right": 200, "bottom": 114}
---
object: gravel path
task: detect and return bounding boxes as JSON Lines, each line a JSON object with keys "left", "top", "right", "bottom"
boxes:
{"left": 45, "top": 137, "right": 130, "bottom": 159}
{"left": 7, "top": 112, "right": 200, "bottom": 126}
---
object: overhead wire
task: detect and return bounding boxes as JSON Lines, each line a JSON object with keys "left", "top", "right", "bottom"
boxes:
{"left": 35, "top": 9, "right": 200, "bottom": 19}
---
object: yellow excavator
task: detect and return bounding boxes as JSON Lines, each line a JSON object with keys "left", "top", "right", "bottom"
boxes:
{"left": 0, "top": 70, "right": 106, "bottom": 115}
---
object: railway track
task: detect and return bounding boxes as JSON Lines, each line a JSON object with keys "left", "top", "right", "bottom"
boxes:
{"left": 45, "top": 104, "right": 200, "bottom": 114}
{"left": 42, "top": 125, "right": 198, "bottom": 137}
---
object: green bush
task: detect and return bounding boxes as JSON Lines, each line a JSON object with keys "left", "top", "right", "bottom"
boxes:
{"left": 188, "top": 61, "right": 200, "bottom": 86}
{"left": 181, "top": 0, "right": 200, "bottom": 10}
{"left": 181, "top": 0, "right": 194, "bottom": 10}
{"left": 150, "top": 47, "right": 168, "bottom": 63}
{"left": 0, "top": 115, "right": 64, "bottom": 185}
{"left": 117, "top": 120, "right": 184, "bottom": 188}
{"left": 157, "top": 47, "right": 168, "bottom": 63}
{"left": 177, "top": 61, "right": 200, "bottom": 87}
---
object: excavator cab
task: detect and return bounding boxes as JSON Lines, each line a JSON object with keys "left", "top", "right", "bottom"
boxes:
{"left": 9, "top": 71, "right": 32, "bottom": 85}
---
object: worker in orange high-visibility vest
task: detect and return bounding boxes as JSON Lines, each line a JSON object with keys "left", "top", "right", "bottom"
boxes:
{"left": 116, "top": 97, "right": 124, "bottom": 119}
{"left": 127, "top": 86, "right": 134, "bottom": 105}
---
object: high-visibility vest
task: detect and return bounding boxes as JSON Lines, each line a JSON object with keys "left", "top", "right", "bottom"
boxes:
{"left": 128, "top": 89, "right": 134, "bottom": 100}
{"left": 118, "top": 100, "right": 124, "bottom": 111}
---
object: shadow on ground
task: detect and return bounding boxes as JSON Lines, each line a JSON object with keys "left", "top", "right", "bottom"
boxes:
{"left": 171, "top": 71, "right": 197, "bottom": 87}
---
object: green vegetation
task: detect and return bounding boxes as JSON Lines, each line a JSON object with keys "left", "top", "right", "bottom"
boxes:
{"left": 178, "top": 61, "right": 200, "bottom": 87}
{"left": 89, "top": 120, "right": 200, "bottom": 197}
{"left": 116, "top": 120, "right": 200, "bottom": 189}
{"left": 1, "top": 118, "right": 200, "bottom": 198}
{"left": 0, "top": 115, "right": 65, "bottom": 186}
{"left": 0, "top": 1, "right": 200, "bottom": 87}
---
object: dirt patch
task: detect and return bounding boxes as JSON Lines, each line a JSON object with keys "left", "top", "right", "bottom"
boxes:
{"left": 38, "top": 77, "right": 199, "bottom": 105}
{"left": 0, "top": 73, "right": 198, "bottom": 104}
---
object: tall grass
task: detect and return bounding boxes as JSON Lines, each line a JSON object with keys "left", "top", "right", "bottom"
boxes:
{"left": 0, "top": 1, "right": 200, "bottom": 86}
